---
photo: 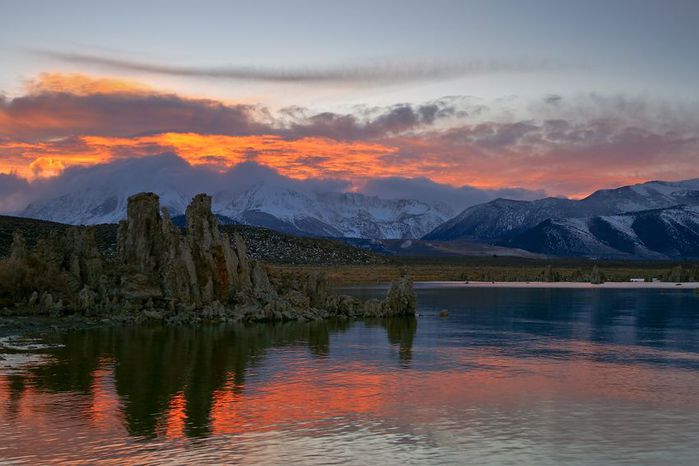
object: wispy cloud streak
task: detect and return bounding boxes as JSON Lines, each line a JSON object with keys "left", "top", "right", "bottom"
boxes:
{"left": 36, "top": 50, "right": 566, "bottom": 85}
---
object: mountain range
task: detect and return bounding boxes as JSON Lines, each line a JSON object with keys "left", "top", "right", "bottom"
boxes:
{"left": 424, "top": 179, "right": 699, "bottom": 259}
{"left": 22, "top": 182, "right": 455, "bottom": 239}
{"left": 17, "top": 177, "right": 699, "bottom": 259}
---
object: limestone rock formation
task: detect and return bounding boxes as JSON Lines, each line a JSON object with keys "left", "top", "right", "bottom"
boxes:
{"left": 115, "top": 192, "right": 262, "bottom": 311}
{"left": 1, "top": 191, "right": 417, "bottom": 323}
{"left": 381, "top": 273, "right": 417, "bottom": 316}
{"left": 17, "top": 225, "right": 104, "bottom": 296}
{"left": 184, "top": 193, "right": 240, "bottom": 302}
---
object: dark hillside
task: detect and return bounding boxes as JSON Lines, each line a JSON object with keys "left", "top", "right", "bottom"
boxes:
{"left": 0, "top": 215, "right": 387, "bottom": 265}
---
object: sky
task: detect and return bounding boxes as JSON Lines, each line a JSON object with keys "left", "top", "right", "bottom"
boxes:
{"left": 1, "top": 0, "right": 698, "bottom": 211}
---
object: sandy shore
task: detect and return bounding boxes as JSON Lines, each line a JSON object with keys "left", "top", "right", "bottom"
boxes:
{"left": 411, "top": 281, "right": 699, "bottom": 289}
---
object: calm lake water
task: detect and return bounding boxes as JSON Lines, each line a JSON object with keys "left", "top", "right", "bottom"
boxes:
{"left": 2, "top": 286, "right": 699, "bottom": 465}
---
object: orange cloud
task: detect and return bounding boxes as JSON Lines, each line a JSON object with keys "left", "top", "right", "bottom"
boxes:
{"left": 0, "top": 132, "right": 404, "bottom": 181}
{"left": 3, "top": 72, "right": 699, "bottom": 196}
{"left": 25, "top": 72, "right": 154, "bottom": 96}
{"left": 1, "top": 129, "right": 692, "bottom": 194}
{"left": 28, "top": 157, "right": 66, "bottom": 178}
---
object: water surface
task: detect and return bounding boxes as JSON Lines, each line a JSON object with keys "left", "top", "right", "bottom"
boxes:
{"left": 2, "top": 287, "right": 699, "bottom": 465}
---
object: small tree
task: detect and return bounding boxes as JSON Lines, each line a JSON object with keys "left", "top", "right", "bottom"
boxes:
{"left": 668, "top": 265, "right": 686, "bottom": 283}
{"left": 570, "top": 269, "right": 585, "bottom": 282}
{"left": 542, "top": 265, "right": 560, "bottom": 282}
{"left": 590, "top": 265, "right": 605, "bottom": 284}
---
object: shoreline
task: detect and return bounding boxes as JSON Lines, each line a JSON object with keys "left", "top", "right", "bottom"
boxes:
{"left": 342, "top": 280, "right": 699, "bottom": 290}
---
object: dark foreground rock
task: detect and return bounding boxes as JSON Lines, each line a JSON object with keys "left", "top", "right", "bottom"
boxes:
{"left": 0, "top": 193, "right": 416, "bottom": 324}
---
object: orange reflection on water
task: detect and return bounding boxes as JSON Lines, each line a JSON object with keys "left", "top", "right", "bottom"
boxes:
{"left": 3, "top": 341, "right": 699, "bottom": 446}
{"left": 161, "top": 390, "right": 187, "bottom": 439}
{"left": 208, "top": 364, "right": 388, "bottom": 436}
{"left": 89, "top": 362, "right": 123, "bottom": 431}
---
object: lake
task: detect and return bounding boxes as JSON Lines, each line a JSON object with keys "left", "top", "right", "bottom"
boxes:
{"left": 2, "top": 286, "right": 699, "bottom": 465}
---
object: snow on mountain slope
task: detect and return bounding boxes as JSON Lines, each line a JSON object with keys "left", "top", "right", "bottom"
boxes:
{"left": 582, "top": 179, "right": 699, "bottom": 213}
{"left": 425, "top": 178, "right": 699, "bottom": 241}
{"left": 21, "top": 154, "right": 199, "bottom": 225}
{"left": 21, "top": 181, "right": 454, "bottom": 239}
{"left": 422, "top": 197, "right": 587, "bottom": 240}
{"left": 502, "top": 206, "right": 699, "bottom": 258}
{"left": 215, "top": 183, "right": 453, "bottom": 239}
{"left": 23, "top": 186, "right": 192, "bottom": 225}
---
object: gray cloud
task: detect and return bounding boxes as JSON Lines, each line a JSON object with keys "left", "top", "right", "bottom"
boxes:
{"left": 36, "top": 50, "right": 566, "bottom": 85}
{"left": 360, "top": 176, "right": 545, "bottom": 212}
{"left": 0, "top": 90, "right": 266, "bottom": 140}
{"left": 0, "top": 173, "right": 31, "bottom": 213}
{"left": 0, "top": 85, "right": 466, "bottom": 141}
{"left": 21, "top": 153, "right": 346, "bottom": 203}
{"left": 280, "top": 102, "right": 459, "bottom": 140}
{"left": 0, "top": 153, "right": 542, "bottom": 216}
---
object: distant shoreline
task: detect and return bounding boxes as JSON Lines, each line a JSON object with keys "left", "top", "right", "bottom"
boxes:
{"left": 345, "top": 281, "right": 699, "bottom": 290}
{"left": 424, "top": 281, "right": 699, "bottom": 289}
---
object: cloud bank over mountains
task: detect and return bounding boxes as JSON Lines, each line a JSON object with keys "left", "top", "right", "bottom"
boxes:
{"left": 1, "top": 72, "right": 698, "bottom": 210}
{"left": 0, "top": 153, "right": 543, "bottom": 215}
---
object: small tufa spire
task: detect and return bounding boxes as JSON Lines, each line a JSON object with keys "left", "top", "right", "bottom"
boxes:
{"left": 9, "top": 230, "right": 27, "bottom": 260}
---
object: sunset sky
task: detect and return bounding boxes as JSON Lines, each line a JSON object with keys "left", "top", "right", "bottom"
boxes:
{"left": 1, "top": 0, "right": 699, "bottom": 211}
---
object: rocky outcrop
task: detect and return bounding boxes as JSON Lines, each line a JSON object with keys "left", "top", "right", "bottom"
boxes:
{"left": 115, "top": 192, "right": 263, "bottom": 311}
{"left": 1, "top": 192, "right": 416, "bottom": 323}
{"left": 0, "top": 226, "right": 103, "bottom": 314}
{"left": 184, "top": 193, "right": 241, "bottom": 301}
{"left": 380, "top": 273, "right": 417, "bottom": 316}
{"left": 361, "top": 272, "right": 417, "bottom": 318}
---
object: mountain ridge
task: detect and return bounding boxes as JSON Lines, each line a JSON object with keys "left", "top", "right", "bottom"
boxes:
{"left": 500, "top": 205, "right": 699, "bottom": 259}
{"left": 21, "top": 183, "right": 454, "bottom": 240}
{"left": 424, "top": 179, "right": 699, "bottom": 242}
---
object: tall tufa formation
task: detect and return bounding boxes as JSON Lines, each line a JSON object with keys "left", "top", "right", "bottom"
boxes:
{"left": 184, "top": 194, "right": 240, "bottom": 302}
{"left": 117, "top": 192, "right": 195, "bottom": 303}
{"left": 115, "top": 192, "right": 273, "bottom": 311}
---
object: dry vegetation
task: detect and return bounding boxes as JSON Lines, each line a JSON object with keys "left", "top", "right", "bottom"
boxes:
{"left": 268, "top": 257, "right": 699, "bottom": 286}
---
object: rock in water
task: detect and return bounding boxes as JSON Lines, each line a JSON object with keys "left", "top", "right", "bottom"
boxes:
{"left": 30, "top": 226, "right": 104, "bottom": 291}
{"left": 381, "top": 273, "right": 417, "bottom": 316}
{"left": 439, "top": 309, "right": 449, "bottom": 317}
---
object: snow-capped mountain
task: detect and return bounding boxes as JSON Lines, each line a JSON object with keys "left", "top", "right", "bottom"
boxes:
{"left": 21, "top": 182, "right": 454, "bottom": 239}
{"left": 215, "top": 183, "right": 453, "bottom": 239}
{"left": 23, "top": 188, "right": 192, "bottom": 226}
{"left": 424, "top": 179, "right": 699, "bottom": 241}
{"left": 502, "top": 206, "right": 699, "bottom": 259}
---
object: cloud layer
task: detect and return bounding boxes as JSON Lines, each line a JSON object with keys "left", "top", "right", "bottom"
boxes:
{"left": 1, "top": 73, "right": 699, "bottom": 203}
{"left": 0, "top": 153, "right": 539, "bottom": 215}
